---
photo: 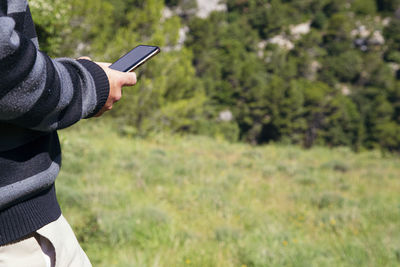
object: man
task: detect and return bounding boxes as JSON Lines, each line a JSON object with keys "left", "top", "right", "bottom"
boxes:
{"left": 0, "top": 0, "right": 137, "bottom": 266}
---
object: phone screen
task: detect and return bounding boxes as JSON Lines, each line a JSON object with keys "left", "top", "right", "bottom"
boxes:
{"left": 109, "top": 45, "right": 160, "bottom": 72}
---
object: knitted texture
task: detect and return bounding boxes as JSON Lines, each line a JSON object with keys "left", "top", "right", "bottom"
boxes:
{"left": 0, "top": 0, "right": 110, "bottom": 245}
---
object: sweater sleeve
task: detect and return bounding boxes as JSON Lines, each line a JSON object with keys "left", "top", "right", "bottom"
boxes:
{"left": 0, "top": 16, "right": 110, "bottom": 132}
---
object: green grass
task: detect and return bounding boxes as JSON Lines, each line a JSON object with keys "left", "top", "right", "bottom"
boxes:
{"left": 57, "top": 119, "right": 400, "bottom": 267}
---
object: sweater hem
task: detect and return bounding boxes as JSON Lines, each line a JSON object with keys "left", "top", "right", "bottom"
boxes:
{"left": 0, "top": 184, "right": 61, "bottom": 246}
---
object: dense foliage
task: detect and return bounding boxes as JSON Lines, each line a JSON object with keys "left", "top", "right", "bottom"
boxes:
{"left": 30, "top": 0, "right": 400, "bottom": 151}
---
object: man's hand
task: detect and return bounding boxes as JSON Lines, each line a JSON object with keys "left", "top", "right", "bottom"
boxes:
{"left": 95, "top": 62, "right": 137, "bottom": 116}
{"left": 78, "top": 57, "right": 137, "bottom": 117}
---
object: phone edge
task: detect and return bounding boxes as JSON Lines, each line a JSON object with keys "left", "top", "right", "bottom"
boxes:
{"left": 127, "top": 47, "right": 160, "bottom": 72}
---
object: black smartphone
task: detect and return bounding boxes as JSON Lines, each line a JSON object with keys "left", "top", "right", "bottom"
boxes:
{"left": 109, "top": 45, "right": 160, "bottom": 72}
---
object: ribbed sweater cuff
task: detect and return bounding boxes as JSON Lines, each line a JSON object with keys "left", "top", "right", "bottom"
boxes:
{"left": 77, "top": 59, "right": 110, "bottom": 118}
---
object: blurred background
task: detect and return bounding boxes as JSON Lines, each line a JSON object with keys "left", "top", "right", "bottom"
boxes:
{"left": 30, "top": 0, "right": 400, "bottom": 266}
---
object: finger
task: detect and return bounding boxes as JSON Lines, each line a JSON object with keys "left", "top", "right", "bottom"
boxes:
{"left": 120, "top": 72, "right": 137, "bottom": 86}
{"left": 97, "top": 62, "right": 112, "bottom": 67}
{"left": 78, "top": 56, "right": 92, "bottom": 61}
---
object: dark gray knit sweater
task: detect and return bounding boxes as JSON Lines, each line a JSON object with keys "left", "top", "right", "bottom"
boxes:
{"left": 0, "top": 0, "right": 110, "bottom": 245}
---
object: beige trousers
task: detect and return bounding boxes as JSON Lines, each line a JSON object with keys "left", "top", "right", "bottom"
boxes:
{"left": 0, "top": 215, "right": 92, "bottom": 267}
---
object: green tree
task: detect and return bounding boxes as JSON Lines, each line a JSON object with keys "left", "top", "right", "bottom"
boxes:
{"left": 30, "top": 0, "right": 72, "bottom": 56}
{"left": 324, "top": 95, "right": 363, "bottom": 149}
{"left": 383, "top": 18, "right": 400, "bottom": 63}
{"left": 376, "top": 0, "right": 400, "bottom": 12}
{"left": 352, "top": 0, "right": 377, "bottom": 15}
{"left": 352, "top": 87, "right": 394, "bottom": 149}
{"left": 324, "top": 51, "right": 363, "bottom": 83}
{"left": 322, "top": 0, "right": 348, "bottom": 17}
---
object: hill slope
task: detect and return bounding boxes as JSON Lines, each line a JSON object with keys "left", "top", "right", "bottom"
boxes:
{"left": 57, "top": 120, "right": 400, "bottom": 266}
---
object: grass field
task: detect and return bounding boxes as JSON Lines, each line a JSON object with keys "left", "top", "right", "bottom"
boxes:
{"left": 57, "top": 120, "right": 400, "bottom": 267}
